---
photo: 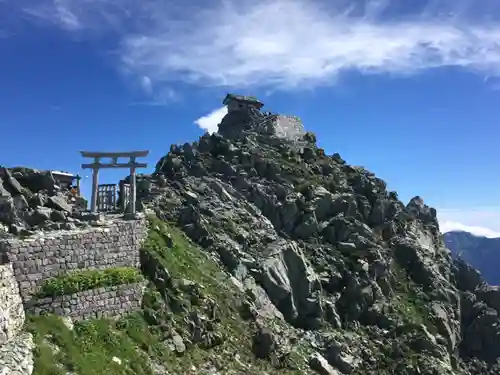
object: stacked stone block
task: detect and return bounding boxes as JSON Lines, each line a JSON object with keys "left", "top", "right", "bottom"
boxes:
{"left": 0, "top": 217, "right": 148, "bottom": 322}
{"left": 0, "top": 218, "right": 149, "bottom": 374}
{"left": 26, "top": 282, "right": 147, "bottom": 320}
{"left": 0, "top": 218, "right": 147, "bottom": 301}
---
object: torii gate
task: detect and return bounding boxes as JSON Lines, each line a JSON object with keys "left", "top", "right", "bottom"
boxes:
{"left": 80, "top": 150, "right": 149, "bottom": 216}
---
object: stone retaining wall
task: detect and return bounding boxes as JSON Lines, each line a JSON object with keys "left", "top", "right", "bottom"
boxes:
{"left": 0, "top": 263, "right": 25, "bottom": 345}
{"left": 26, "top": 282, "right": 147, "bottom": 320}
{"left": 0, "top": 218, "right": 148, "bottom": 300}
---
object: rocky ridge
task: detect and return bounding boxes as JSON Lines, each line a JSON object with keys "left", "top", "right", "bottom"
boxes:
{"left": 142, "top": 105, "right": 500, "bottom": 374}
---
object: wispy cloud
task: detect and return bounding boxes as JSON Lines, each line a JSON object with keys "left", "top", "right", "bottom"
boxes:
{"left": 21, "top": 0, "right": 82, "bottom": 31}
{"left": 194, "top": 106, "right": 228, "bottom": 134}
{"left": 438, "top": 207, "right": 500, "bottom": 238}
{"left": 440, "top": 221, "right": 500, "bottom": 238}
{"left": 127, "top": 78, "right": 180, "bottom": 106}
{"left": 484, "top": 76, "right": 500, "bottom": 91}
{"left": 140, "top": 76, "right": 152, "bottom": 94}
{"left": 6, "top": 0, "right": 500, "bottom": 95}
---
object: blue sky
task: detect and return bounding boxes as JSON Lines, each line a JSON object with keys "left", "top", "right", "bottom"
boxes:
{"left": 1, "top": 0, "right": 500, "bottom": 236}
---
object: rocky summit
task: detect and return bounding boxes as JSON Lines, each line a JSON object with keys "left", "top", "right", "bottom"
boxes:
{"left": 144, "top": 99, "right": 500, "bottom": 374}
{"left": 3, "top": 96, "right": 500, "bottom": 375}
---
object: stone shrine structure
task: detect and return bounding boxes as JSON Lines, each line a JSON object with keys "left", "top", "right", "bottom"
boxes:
{"left": 223, "top": 94, "right": 264, "bottom": 112}
{"left": 218, "top": 93, "right": 305, "bottom": 141}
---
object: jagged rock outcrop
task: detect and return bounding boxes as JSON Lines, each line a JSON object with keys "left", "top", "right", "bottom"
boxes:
{"left": 143, "top": 104, "right": 500, "bottom": 374}
{"left": 0, "top": 167, "right": 88, "bottom": 235}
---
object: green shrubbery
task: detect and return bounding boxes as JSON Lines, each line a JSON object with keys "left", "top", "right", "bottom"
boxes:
{"left": 38, "top": 267, "right": 144, "bottom": 298}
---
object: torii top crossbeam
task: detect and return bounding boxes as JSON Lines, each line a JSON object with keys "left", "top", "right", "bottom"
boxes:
{"left": 80, "top": 150, "right": 150, "bottom": 216}
{"left": 80, "top": 150, "right": 149, "bottom": 158}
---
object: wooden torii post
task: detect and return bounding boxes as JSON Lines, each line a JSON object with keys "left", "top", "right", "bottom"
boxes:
{"left": 80, "top": 150, "right": 149, "bottom": 216}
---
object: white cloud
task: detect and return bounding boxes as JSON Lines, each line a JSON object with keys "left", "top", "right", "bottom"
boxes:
{"left": 140, "top": 76, "right": 152, "bottom": 94}
{"left": 194, "top": 106, "right": 228, "bottom": 134}
{"left": 119, "top": 0, "right": 500, "bottom": 89}
{"left": 7, "top": 0, "right": 500, "bottom": 93}
{"left": 439, "top": 221, "right": 500, "bottom": 238}
{"left": 438, "top": 207, "right": 500, "bottom": 238}
{"left": 22, "top": 0, "right": 82, "bottom": 31}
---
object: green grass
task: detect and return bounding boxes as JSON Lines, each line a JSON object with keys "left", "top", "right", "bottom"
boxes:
{"left": 142, "top": 215, "right": 307, "bottom": 374}
{"left": 143, "top": 215, "right": 243, "bottom": 307}
{"left": 37, "top": 267, "right": 144, "bottom": 298}
{"left": 26, "top": 314, "right": 156, "bottom": 375}
{"left": 26, "top": 215, "right": 308, "bottom": 375}
{"left": 389, "top": 261, "right": 437, "bottom": 334}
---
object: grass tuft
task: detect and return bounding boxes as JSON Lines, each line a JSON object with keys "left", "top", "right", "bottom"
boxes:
{"left": 38, "top": 267, "right": 144, "bottom": 298}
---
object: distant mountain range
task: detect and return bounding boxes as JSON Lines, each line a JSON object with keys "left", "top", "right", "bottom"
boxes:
{"left": 444, "top": 230, "right": 500, "bottom": 286}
